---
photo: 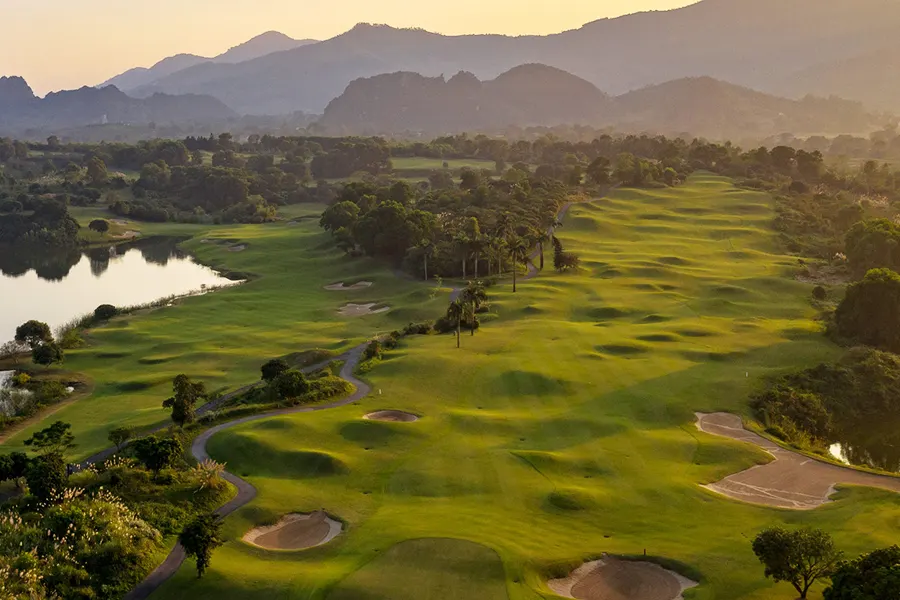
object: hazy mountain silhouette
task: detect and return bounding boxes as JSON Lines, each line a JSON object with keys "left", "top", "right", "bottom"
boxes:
{"left": 777, "top": 45, "right": 900, "bottom": 112}
{"left": 0, "top": 77, "right": 236, "bottom": 133}
{"left": 320, "top": 65, "right": 613, "bottom": 133}
{"left": 115, "top": 0, "right": 900, "bottom": 116}
{"left": 101, "top": 31, "right": 317, "bottom": 92}
{"left": 319, "top": 69, "right": 881, "bottom": 140}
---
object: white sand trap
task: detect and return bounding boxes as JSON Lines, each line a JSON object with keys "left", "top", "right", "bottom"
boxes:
{"left": 114, "top": 230, "right": 141, "bottom": 239}
{"left": 338, "top": 303, "right": 390, "bottom": 317}
{"left": 228, "top": 244, "right": 247, "bottom": 252}
{"left": 243, "top": 511, "right": 342, "bottom": 551}
{"left": 325, "top": 281, "right": 374, "bottom": 291}
{"left": 549, "top": 557, "right": 697, "bottom": 600}
{"left": 364, "top": 410, "right": 419, "bottom": 422}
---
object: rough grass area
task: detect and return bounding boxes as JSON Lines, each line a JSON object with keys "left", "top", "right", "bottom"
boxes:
{"left": 2, "top": 205, "right": 450, "bottom": 459}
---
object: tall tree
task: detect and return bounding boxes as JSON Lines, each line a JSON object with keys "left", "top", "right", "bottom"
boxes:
{"left": 508, "top": 236, "right": 529, "bottom": 293}
{"left": 163, "top": 374, "right": 206, "bottom": 427}
{"left": 447, "top": 299, "right": 464, "bottom": 349}
{"left": 824, "top": 545, "right": 900, "bottom": 600}
{"left": 460, "top": 281, "right": 487, "bottom": 336}
{"left": 752, "top": 527, "right": 842, "bottom": 599}
{"left": 180, "top": 513, "right": 224, "bottom": 578}
{"left": 15, "top": 320, "right": 53, "bottom": 349}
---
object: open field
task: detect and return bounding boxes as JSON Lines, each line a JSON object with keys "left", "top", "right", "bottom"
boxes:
{"left": 146, "top": 175, "right": 900, "bottom": 600}
{"left": 3, "top": 204, "right": 452, "bottom": 460}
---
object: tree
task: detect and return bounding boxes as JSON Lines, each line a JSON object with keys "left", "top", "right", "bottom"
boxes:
{"left": 586, "top": 156, "right": 611, "bottom": 185}
{"left": 108, "top": 426, "right": 133, "bottom": 450}
{"left": 272, "top": 369, "right": 309, "bottom": 400}
{"left": 824, "top": 546, "right": 900, "bottom": 600}
{"left": 15, "top": 320, "right": 53, "bottom": 349}
{"left": 0, "top": 451, "right": 29, "bottom": 488}
{"left": 752, "top": 527, "right": 842, "bottom": 599}
{"left": 86, "top": 156, "right": 108, "bottom": 185}
{"left": 447, "top": 299, "right": 464, "bottom": 349}
{"left": 845, "top": 219, "right": 900, "bottom": 277}
{"left": 25, "top": 452, "right": 67, "bottom": 502}
{"left": 320, "top": 201, "right": 360, "bottom": 234}
{"left": 260, "top": 358, "right": 289, "bottom": 382}
{"left": 460, "top": 281, "right": 487, "bottom": 336}
{"left": 133, "top": 436, "right": 182, "bottom": 475}
{"left": 24, "top": 421, "right": 76, "bottom": 456}
{"left": 508, "top": 236, "right": 529, "bottom": 293}
{"left": 88, "top": 219, "right": 110, "bottom": 234}
{"left": 94, "top": 304, "right": 118, "bottom": 320}
{"left": 179, "top": 513, "right": 224, "bottom": 578}
{"left": 0, "top": 340, "right": 28, "bottom": 364}
{"left": 32, "top": 341, "right": 64, "bottom": 367}
{"left": 162, "top": 374, "right": 206, "bottom": 427}
{"left": 835, "top": 268, "right": 900, "bottom": 353}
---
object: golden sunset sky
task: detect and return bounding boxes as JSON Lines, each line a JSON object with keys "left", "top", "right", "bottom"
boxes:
{"left": 6, "top": 0, "right": 698, "bottom": 95}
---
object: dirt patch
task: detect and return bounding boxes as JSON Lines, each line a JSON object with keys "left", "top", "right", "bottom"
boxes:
{"left": 549, "top": 557, "right": 697, "bottom": 600}
{"left": 325, "top": 281, "right": 374, "bottom": 291}
{"left": 696, "top": 412, "right": 900, "bottom": 509}
{"left": 364, "top": 410, "right": 419, "bottom": 422}
{"left": 337, "top": 303, "right": 390, "bottom": 317}
{"left": 113, "top": 230, "right": 141, "bottom": 239}
{"left": 243, "top": 511, "right": 342, "bottom": 550}
{"left": 228, "top": 244, "right": 247, "bottom": 252}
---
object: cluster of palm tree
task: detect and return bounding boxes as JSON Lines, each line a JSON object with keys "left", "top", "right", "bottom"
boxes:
{"left": 447, "top": 281, "right": 488, "bottom": 348}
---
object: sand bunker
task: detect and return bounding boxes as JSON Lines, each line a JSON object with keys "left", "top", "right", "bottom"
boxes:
{"left": 338, "top": 303, "right": 390, "bottom": 317}
{"left": 364, "top": 410, "right": 419, "bottom": 422}
{"left": 696, "top": 412, "right": 900, "bottom": 509}
{"left": 549, "top": 557, "right": 697, "bottom": 600}
{"left": 243, "top": 511, "right": 342, "bottom": 550}
{"left": 325, "top": 281, "right": 374, "bottom": 291}
{"left": 114, "top": 230, "right": 141, "bottom": 239}
{"left": 228, "top": 244, "right": 247, "bottom": 252}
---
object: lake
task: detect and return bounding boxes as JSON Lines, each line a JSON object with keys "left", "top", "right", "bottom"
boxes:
{"left": 0, "top": 237, "right": 238, "bottom": 344}
{"left": 829, "top": 422, "right": 900, "bottom": 473}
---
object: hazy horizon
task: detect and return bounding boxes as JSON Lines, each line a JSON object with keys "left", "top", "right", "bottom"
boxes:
{"left": 8, "top": 0, "right": 698, "bottom": 96}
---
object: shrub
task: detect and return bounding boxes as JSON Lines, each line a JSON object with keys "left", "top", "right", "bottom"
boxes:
{"left": 260, "top": 358, "right": 289, "bottom": 382}
{"left": 812, "top": 285, "right": 827, "bottom": 301}
{"left": 363, "top": 340, "right": 383, "bottom": 361}
{"left": 403, "top": 321, "right": 433, "bottom": 335}
{"left": 94, "top": 304, "right": 118, "bottom": 320}
{"left": 272, "top": 369, "right": 309, "bottom": 400}
{"left": 834, "top": 268, "right": 900, "bottom": 352}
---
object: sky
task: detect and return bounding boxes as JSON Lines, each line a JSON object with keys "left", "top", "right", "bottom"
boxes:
{"left": 5, "top": 0, "right": 699, "bottom": 96}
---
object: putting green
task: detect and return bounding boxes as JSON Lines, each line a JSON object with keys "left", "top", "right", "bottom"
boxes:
{"left": 149, "top": 175, "right": 900, "bottom": 600}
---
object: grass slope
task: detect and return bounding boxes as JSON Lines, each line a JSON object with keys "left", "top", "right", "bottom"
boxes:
{"left": 3, "top": 205, "right": 451, "bottom": 459}
{"left": 150, "top": 175, "right": 900, "bottom": 600}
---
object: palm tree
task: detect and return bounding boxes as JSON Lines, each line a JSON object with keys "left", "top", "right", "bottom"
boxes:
{"left": 453, "top": 232, "right": 470, "bottom": 279}
{"left": 447, "top": 299, "right": 464, "bottom": 348}
{"left": 508, "top": 236, "right": 529, "bottom": 293}
{"left": 460, "top": 281, "right": 488, "bottom": 336}
{"left": 416, "top": 239, "right": 434, "bottom": 281}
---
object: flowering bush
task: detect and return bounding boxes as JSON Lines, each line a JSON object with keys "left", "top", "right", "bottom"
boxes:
{"left": 0, "top": 488, "right": 161, "bottom": 599}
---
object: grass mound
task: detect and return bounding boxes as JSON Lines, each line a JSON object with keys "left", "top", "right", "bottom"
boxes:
{"left": 597, "top": 344, "right": 649, "bottom": 356}
{"left": 546, "top": 488, "right": 596, "bottom": 511}
{"left": 327, "top": 538, "right": 508, "bottom": 600}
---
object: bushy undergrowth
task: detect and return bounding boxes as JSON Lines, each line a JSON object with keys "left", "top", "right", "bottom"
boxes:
{"left": 753, "top": 347, "right": 900, "bottom": 450}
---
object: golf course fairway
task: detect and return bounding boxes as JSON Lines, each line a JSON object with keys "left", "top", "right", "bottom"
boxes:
{"left": 137, "top": 175, "right": 900, "bottom": 600}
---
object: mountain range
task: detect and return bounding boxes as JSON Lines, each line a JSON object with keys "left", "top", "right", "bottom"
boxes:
{"left": 100, "top": 32, "right": 317, "bottom": 93}
{"left": 0, "top": 76, "right": 236, "bottom": 134}
{"left": 319, "top": 66, "right": 881, "bottom": 140}
{"left": 97, "top": 0, "right": 900, "bottom": 116}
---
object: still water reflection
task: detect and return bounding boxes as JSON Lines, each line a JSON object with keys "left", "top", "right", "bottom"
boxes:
{"left": 1, "top": 237, "right": 238, "bottom": 343}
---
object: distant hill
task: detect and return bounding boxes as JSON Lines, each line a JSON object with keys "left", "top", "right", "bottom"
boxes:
{"left": 116, "top": 0, "right": 900, "bottom": 115}
{"left": 320, "top": 65, "right": 613, "bottom": 133}
{"left": 101, "top": 32, "right": 317, "bottom": 93}
{"left": 319, "top": 69, "right": 882, "bottom": 139}
{"left": 0, "top": 77, "right": 236, "bottom": 134}
{"left": 776, "top": 45, "right": 900, "bottom": 113}
{"left": 613, "top": 77, "right": 881, "bottom": 139}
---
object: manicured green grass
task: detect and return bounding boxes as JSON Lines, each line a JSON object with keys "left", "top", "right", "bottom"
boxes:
{"left": 149, "top": 174, "right": 900, "bottom": 600}
{"left": 3, "top": 205, "right": 452, "bottom": 459}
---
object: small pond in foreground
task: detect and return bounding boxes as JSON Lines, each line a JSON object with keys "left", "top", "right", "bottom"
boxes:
{"left": 1, "top": 237, "right": 238, "bottom": 343}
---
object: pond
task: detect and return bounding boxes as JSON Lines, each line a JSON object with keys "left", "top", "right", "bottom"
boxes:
{"left": 829, "top": 421, "right": 900, "bottom": 473}
{"left": 0, "top": 237, "right": 239, "bottom": 344}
